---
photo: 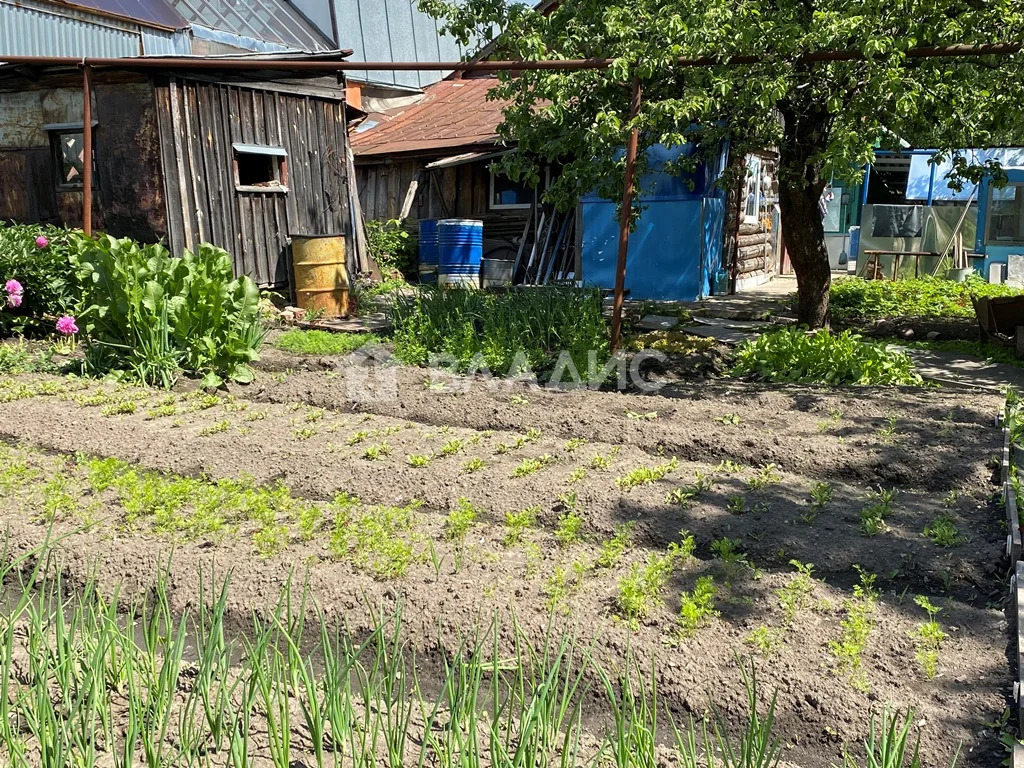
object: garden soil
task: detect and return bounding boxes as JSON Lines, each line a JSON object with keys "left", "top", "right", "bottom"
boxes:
{"left": 0, "top": 359, "right": 1012, "bottom": 768}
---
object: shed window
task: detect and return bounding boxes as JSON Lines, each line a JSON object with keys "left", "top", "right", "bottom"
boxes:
{"left": 490, "top": 171, "right": 533, "bottom": 210}
{"left": 232, "top": 144, "right": 288, "bottom": 193}
{"left": 46, "top": 123, "right": 97, "bottom": 191}
{"left": 986, "top": 183, "right": 1024, "bottom": 246}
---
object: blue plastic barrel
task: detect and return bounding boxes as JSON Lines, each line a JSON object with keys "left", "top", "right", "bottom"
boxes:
{"left": 438, "top": 219, "right": 483, "bottom": 289}
{"left": 418, "top": 219, "right": 439, "bottom": 284}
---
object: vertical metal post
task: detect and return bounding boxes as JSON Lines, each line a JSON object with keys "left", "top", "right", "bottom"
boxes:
{"left": 609, "top": 75, "right": 642, "bottom": 355}
{"left": 81, "top": 63, "right": 93, "bottom": 236}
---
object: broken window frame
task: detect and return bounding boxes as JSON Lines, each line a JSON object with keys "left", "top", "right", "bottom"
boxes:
{"left": 46, "top": 122, "right": 98, "bottom": 192}
{"left": 232, "top": 143, "right": 289, "bottom": 193}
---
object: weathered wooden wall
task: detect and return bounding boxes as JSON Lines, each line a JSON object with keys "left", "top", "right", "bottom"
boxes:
{"left": 154, "top": 76, "right": 351, "bottom": 288}
{"left": 356, "top": 157, "right": 530, "bottom": 260}
{"left": 0, "top": 74, "right": 165, "bottom": 242}
{"left": 724, "top": 151, "right": 780, "bottom": 282}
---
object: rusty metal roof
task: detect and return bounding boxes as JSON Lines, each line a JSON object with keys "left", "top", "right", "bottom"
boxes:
{"left": 49, "top": 0, "right": 188, "bottom": 29}
{"left": 351, "top": 77, "right": 509, "bottom": 157}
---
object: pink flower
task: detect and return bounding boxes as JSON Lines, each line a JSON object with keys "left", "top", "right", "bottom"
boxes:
{"left": 56, "top": 315, "right": 79, "bottom": 336}
{"left": 35, "top": 236, "right": 49, "bottom": 249}
{"left": 7, "top": 293, "right": 22, "bottom": 308}
{"left": 4, "top": 279, "right": 22, "bottom": 296}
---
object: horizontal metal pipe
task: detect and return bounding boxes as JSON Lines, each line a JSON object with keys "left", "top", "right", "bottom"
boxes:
{"left": 0, "top": 43, "right": 1019, "bottom": 73}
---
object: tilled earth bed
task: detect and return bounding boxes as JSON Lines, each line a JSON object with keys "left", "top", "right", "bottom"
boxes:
{"left": 0, "top": 359, "right": 1011, "bottom": 768}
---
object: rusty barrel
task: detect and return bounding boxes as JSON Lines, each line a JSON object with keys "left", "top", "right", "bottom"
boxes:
{"left": 292, "top": 234, "right": 350, "bottom": 318}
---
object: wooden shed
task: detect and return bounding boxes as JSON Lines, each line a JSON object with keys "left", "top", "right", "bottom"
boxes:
{"left": 0, "top": 57, "right": 360, "bottom": 290}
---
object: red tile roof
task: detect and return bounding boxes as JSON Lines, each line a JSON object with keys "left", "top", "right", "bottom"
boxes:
{"left": 351, "top": 77, "right": 509, "bottom": 158}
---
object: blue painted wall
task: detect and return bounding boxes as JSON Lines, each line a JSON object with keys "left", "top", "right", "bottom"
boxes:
{"left": 580, "top": 143, "right": 727, "bottom": 302}
{"left": 976, "top": 167, "right": 1024, "bottom": 275}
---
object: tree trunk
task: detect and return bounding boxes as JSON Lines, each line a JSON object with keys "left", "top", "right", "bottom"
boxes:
{"left": 779, "top": 172, "right": 831, "bottom": 327}
{"left": 777, "top": 101, "right": 832, "bottom": 328}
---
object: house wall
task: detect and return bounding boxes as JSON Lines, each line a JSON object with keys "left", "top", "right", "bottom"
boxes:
{"left": 153, "top": 76, "right": 352, "bottom": 288}
{"left": 726, "top": 152, "right": 779, "bottom": 290}
{"left": 356, "top": 157, "right": 531, "bottom": 261}
{"left": 0, "top": 73, "right": 167, "bottom": 242}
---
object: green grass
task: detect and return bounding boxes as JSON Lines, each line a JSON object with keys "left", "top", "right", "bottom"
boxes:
{"left": 274, "top": 330, "right": 378, "bottom": 356}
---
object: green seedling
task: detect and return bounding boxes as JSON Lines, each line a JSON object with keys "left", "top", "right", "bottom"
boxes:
{"left": 243, "top": 409, "right": 267, "bottom": 422}
{"left": 563, "top": 437, "right": 588, "bottom": 452}
{"left": 747, "top": 463, "right": 781, "bottom": 490}
{"left": 745, "top": 626, "right": 783, "bottom": 656}
{"left": 727, "top": 495, "right": 747, "bottom": 514}
{"left": 503, "top": 506, "right": 539, "bottom": 547}
{"left": 512, "top": 454, "right": 556, "bottom": 478}
{"left": 461, "top": 457, "right": 486, "bottom": 473}
{"left": 616, "top": 457, "right": 679, "bottom": 489}
{"left": 717, "top": 413, "right": 741, "bottom": 426}
{"left": 554, "top": 492, "right": 585, "bottom": 547}
{"left": 878, "top": 416, "right": 900, "bottom": 445}
{"left": 803, "top": 481, "right": 834, "bottom": 523}
{"left": 102, "top": 400, "right": 137, "bottom": 416}
{"left": 911, "top": 595, "right": 945, "bottom": 679}
{"left": 407, "top": 454, "right": 430, "bottom": 468}
{"left": 596, "top": 522, "right": 636, "bottom": 568}
{"left": 445, "top": 498, "right": 479, "bottom": 571}
{"left": 828, "top": 567, "right": 878, "bottom": 691}
{"left": 923, "top": 515, "right": 965, "bottom": 548}
{"left": 440, "top": 439, "right": 464, "bottom": 457}
{"left": 715, "top": 459, "right": 745, "bottom": 473}
{"left": 677, "top": 575, "right": 719, "bottom": 638}
{"left": 509, "top": 394, "right": 530, "bottom": 406}
{"left": 626, "top": 410, "right": 658, "bottom": 421}
{"left": 616, "top": 532, "right": 695, "bottom": 628}
{"left": 293, "top": 426, "right": 317, "bottom": 440}
{"left": 817, "top": 408, "right": 843, "bottom": 433}
{"left": 567, "top": 467, "right": 588, "bottom": 484}
{"left": 200, "top": 420, "right": 231, "bottom": 436}
{"left": 362, "top": 442, "right": 391, "bottom": 460}
{"left": 543, "top": 560, "right": 589, "bottom": 613}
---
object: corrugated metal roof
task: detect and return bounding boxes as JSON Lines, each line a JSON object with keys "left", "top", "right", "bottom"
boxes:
{"left": 330, "top": 0, "right": 467, "bottom": 89}
{"left": 351, "top": 77, "right": 508, "bottom": 157}
{"left": 169, "top": 0, "right": 332, "bottom": 52}
{"left": 53, "top": 0, "right": 188, "bottom": 29}
{"left": 0, "top": 0, "right": 145, "bottom": 57}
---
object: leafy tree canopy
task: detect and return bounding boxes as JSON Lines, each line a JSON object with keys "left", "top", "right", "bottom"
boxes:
{"left": 420, "top": 0, "right": 1024, "bottom": 325}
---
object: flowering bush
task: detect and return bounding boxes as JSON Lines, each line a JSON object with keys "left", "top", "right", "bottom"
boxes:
{"left": 0, "top": 223, "right": 82, "bottom": 336}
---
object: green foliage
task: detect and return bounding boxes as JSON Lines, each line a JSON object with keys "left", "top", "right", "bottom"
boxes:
{"left": 677, "top": 575, "right": 719, "bottom": 638}
{"left": 804, "top": 481, "right": 833, "bottom": 523}
{"left": 596, "top": 522, "right": 635, "bottom": 568}
{"left": 445, "top": 497, "right": 479, "bottom": 571}
{"left": 512, "top": 454, "right": 556, "bottom": 477}
{"left": 860, "top": 488, "right": 897, "bottom": 537}
{"left": 70, "top": 236, "right": 265, "bottom": 387}
{"left": 829, "top": 276, "right": 1020, "bottom": 322}
{"left": 842, "top": 708, "right": 923, "bottom": 768}
{"left": 333, "top": 501, "right": 422, "bottom": 580}
{"left": 923, "top": 515, "right": 965, "bottom": 548}
{"left": 274, "top": 330, "right": 377, "bottom": 356}
{"left": 615, "top": 532, "right": 695, "bottom": 628}
{"left": 829, "top": 568, "right": 878, "bottom": 691}
{"left": 733, "top": 328, "right": 923, "bottom": 386}
{"left": 0, "top": 223, "right": 82, "bottom": 336}
{"left": 554, "top": 492, "right": 585, "bottom": 547}
{"left": 910, "top": 596, "right": 946, "bottom": 679}
{"left": 365, "top": 219, "right": 417, "bottom": 280}
{"left": 615, "top": 457, "right": 678, "bottom": 489}
{"left": 407, "top": 454, "right": 430, "bottom": 468}
{"left": 503, "top": 505, "right": 540, "bottom": 547}
{"left": 747, "top": 464, "right": 781, "bottom": 490}
{"left": 419, "top": 0, "right": 1024, "bottom": 328}
{"left": 390, "top": 286, "right": 609, "bottom": 382}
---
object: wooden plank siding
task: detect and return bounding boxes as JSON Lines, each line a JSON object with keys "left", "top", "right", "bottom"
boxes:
{"left": 154, "top": 77, "right": 351, "bottom": 288}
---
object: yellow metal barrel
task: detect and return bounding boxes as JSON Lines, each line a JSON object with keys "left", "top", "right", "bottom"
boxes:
{"left": 291, "top": 235, "right": 350, "bottom": 318}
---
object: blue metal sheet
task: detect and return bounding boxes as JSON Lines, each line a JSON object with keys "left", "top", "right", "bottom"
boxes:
{"left": 582, "top": 199, "right": 709, "bottom": 302}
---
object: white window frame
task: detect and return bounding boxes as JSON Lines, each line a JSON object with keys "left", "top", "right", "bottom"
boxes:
{"left": 743, "top": 155, "right": 762, "bottom": 224}
{"left": 489, "top": 170, "right": 534, "bottom": 210}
